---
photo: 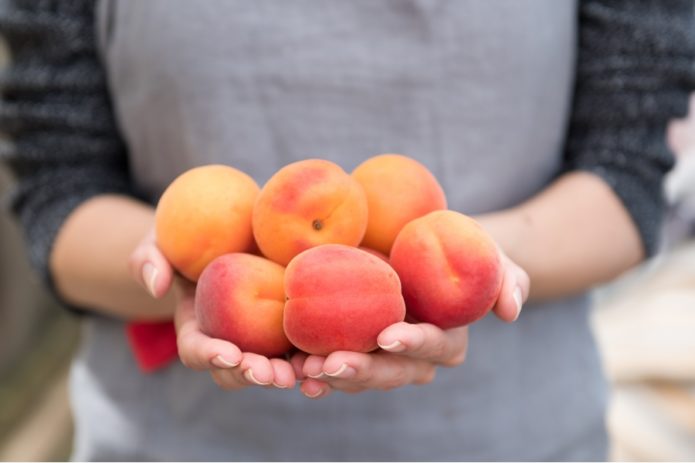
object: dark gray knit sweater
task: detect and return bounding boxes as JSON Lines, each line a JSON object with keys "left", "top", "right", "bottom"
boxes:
{"left": 0, "top": 0, "right": 694, "bottom": 292}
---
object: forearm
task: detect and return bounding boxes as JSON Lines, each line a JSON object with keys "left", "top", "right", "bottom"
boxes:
{"left": 477, "top": 171, "right": 644, "bottom": 301}
{"left": 50, "top": 194, "right": 175, "bottom": 320}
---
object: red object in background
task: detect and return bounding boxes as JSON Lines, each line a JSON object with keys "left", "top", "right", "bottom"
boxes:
{"left": 126, "top": 321, "right": 178, "bottom": 372}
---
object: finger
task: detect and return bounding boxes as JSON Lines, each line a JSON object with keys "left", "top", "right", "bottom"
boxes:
{"left": 239, "top": 353, "right": 274, "bottom": 386}
{"left": 270, "top": 358, "right": 296, "bottom": 389}
{"left": 376, "top": 322, "right": 468, "bottom": 367}
{"left": 177, "top": 327, "right": 243, "bottom": 371}
{"left": 319, "top": 351, "right": 436, "bottom": 391}
{"left": 128, "top": 229, "right": 174, "bottom": 298}
{"left": 299, "top": 378, "right": 333, "bottom": 399}
{"left": 492, "top": 254, "right": 530, "bottom": 323}
{"left": 209, "top": 368, "right": 249, "bottom": 391}
{"left": 289, "top": 351, "right": 309, "bottom": 381}
{"left": 302, "top": 354, "right": 329, "bottom": 380}
{"left": 174, "top": 295, "right": 242, "bottom": 370}
{"left": 208, "top": 353, "right": 276, "bottom": 390}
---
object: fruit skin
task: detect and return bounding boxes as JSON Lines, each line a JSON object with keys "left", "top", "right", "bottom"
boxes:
{"left": 390, "top": 210, "right": 502, "bottom": 329}
{"left": 284, "top": 244, "right": 406, "bottom": 355}
{"left": 195, "top": 253, "right": 292, "bottom": 357}
{"left": 156, "top": 165, "right": 260, "bottom": 281}
{"left": 253, "top": 159, "right": 368, "bottom": 266}
{"left": 352, "top": 154, "right": 447, "bottom": 255}
{"left": 358, "top": 246, "right": 390, "bottom": 263}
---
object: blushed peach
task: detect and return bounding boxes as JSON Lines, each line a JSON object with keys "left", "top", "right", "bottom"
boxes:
{"left": 156, "top": 165, "right": 259, "bottom": 281}
{"left": 195, "top": 253, "right": 291, "bottom": 357}
{"left": 390, "top": 211, "right": 502, "bottom": 329}
{"left": 284, "top": 244, "right": 405, "bottom": 355}
{"left": 253, "top": 159, "right": 368, "bottom": 266}
{"left": 352, "top": 154, "right": 447, "bottom": 255}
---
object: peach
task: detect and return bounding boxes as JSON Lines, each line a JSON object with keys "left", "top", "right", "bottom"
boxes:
{"left": 358, "top": 246, "right": 390, "bottom": 263}
{"left": 156, "top": 165, "right": 260, "bottom": 281}
{"left": 195, "top": 253, "right": 291, "bottom": 357}
{"left": 253, "top": 159, "right": 368, "bottom": 266}
{"left": 352, "top": 154, "right": 447, "bottom": 255}
{"left": 390, "top": 210, "right": 502, "bottom": 329}
{"left": 284, "top": 244, "right": 406, "bottom": 355}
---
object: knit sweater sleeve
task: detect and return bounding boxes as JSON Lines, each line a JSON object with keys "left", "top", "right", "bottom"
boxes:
{"left": 564, "top": 0, "right": 695, "bottom": 256}
{"left": 0, "top": 0, "right": 134, "bottom": 294}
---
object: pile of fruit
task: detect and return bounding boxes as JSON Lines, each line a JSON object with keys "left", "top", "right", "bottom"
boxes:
{"left": 155, "top": 154, "right": 502, "bottom": 357}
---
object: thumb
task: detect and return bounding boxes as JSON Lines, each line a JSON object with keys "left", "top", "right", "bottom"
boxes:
{"left": 492, "top": 253, "right": 530, "bottom": 323}
{"left": 128, "top": 228, "right": 175, "bottom": 298}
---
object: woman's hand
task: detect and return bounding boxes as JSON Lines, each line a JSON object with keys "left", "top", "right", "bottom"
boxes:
{"left": 174, "top": 282, "right": 297, "bottom": 389}
{"left": 128, "top": 228, "right": 297, "bottom": 389}
{"left": 296, "top": 251, "right": 529, "bottom": 399}
{"left": 296, "top": 322, "right": 466, "bottom": 398}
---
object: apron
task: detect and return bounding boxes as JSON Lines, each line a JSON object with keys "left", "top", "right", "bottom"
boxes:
{"left": 70, "top": 1, "right": 608, "bottom": 460}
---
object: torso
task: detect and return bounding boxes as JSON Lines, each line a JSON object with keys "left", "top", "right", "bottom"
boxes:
{"left": 70, "top": 1, "right": 608, "bottom": 460}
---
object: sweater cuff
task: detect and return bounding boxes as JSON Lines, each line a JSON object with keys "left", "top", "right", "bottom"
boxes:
{"left": 576, "top": 164, "right": 666, "bottom": 257}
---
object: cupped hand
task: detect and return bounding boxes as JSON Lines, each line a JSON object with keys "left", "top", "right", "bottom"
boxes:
{"left": 128, "top": 227, "right": 297, "bottom": 390}
{"left": 296, "top": 322, "right": 466, "bottom": 398}
{"left": 295, "top": 249, "right": 529, "bottom": 399}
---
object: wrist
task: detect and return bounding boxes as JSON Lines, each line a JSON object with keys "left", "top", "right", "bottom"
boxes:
{"left": 473, "top": 207, "right": 529, "bottom": 262}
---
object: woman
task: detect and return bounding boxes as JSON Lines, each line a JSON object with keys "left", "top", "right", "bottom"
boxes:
{"left": 1, "top": 0, "right": 693, "bottom": 460}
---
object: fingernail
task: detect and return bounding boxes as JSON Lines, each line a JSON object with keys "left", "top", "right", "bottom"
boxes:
{"left": 304, "top": 389, "right": 324, "bottom": 399}
{"left": 244, "top": 369, "right": 270, "bottom": 386}
{"left": 211, "top": 355, "right": 239, "bottom": 369}
{"left": 378, "top": 340, "right": 405, "bottom": 352}
{"left": 308, "top": 372, "right": 326, "bottom": 379}
{"left": 513, "top": 287, "right": 523, "bottom": 321}
{"left": 325, "top": 363, "right": 356, "bottom": 378}
{"left": 142, "top": 262, "right": 158, "bottom": 297}
{"left": 272, "top": 382, "right": 289, "bottom": 389}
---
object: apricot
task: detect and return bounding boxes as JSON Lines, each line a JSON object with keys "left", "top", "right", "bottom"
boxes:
{"left": 390, "top": 211, "right": 502, "bottom": 329}
{"left": 352, "top": 154, "right": 447, "bottom": 255}
{"left": 195, "top": 253, "right": 291, "bottom": 357}
{"left": 358, "top": 246, "right": 390, "bottom": 263}
{"left": 156, "top": 165, "right": 259, "bottom": 281}
{"left": 284, "top": 244, "right": 406, "bottom": 355}
{"left": 253, "top": 159, "right": 368, "bottom": 266}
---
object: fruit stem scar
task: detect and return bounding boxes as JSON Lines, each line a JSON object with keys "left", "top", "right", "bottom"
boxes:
{"left": 312, "top": 219, "right": 323, "bottom": 231}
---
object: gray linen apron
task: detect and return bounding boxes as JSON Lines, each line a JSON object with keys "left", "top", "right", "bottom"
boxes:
{"left": 70, "top": 1, "right": 608, "bottom": 460}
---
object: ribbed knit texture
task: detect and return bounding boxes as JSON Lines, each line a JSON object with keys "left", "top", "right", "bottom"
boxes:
{"left": 0, "top": 0, "right": 693, "bottom": 291}
{"left": 564, "top": 0, "right": 695, "bottom": 255}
